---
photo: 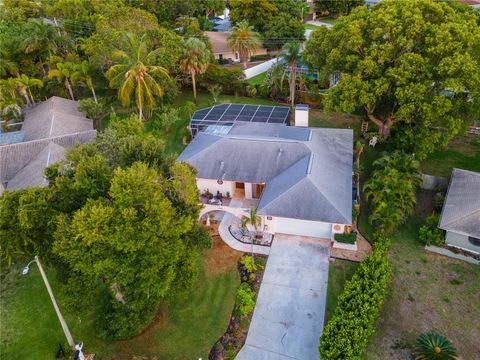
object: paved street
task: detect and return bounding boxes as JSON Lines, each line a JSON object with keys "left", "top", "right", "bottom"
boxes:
{"left": 236, "top": 235, "right": 330, "bottom": 360}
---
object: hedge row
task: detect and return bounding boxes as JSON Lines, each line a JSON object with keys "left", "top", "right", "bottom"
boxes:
{"left": 319, "top": 238, "right": 390, "bottom": 359}
{"left": 334, "top": 232, "right": 357, "bottom": 244}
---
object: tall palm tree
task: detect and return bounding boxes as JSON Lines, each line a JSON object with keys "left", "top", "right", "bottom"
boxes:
{"left": 241, "top": 207, "right": 262, "bottom": 258}
{"left": 179, "top": 37, "right": 211, "bottom": 104}
{"left": 279, "top": 41, "right": 302, "bottom": 107}
{"left": 22, "top": 21, "right": 59, "bottom": 56}
{"left": 15, "top": 74, "right": 43, "bottom": 105}
{"left": 71, "top": 61, "right": 98, "bottom": 104}
{"left": 105, "top": 33, "right": 169, "bottom": 121}
{"left": 227, "top": 21, "right": 261, "bottom": 69}
{"left": 0, "top": 49, "right": 18, "bottom": 77}
{"left": 48, "top": 61, "right": 76, "bottom": 100}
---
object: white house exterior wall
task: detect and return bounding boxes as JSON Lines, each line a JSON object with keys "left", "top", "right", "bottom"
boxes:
{"left": 196, "top": 178, "right": 235, "bottom": 197}
{"left": 245, "top": 182, "right": 253, "bottom": 199}
{"left": 269, "top": 216, "right": 332, "bottom": 239}
{"left": 445, "top": 231, "right": 480, "bottom": 254}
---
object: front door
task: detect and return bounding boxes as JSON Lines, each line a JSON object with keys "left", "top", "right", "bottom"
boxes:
{"left": 253, "top": 184, "right": 265, "bottom": 199}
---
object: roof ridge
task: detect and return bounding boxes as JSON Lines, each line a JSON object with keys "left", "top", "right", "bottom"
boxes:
{"left": 307, "top": 175, "right": 351, "bottom": 223}
{"left": 257, "top": 174, "right": 309, "bottom": 212}
{"left": 256, "top": 154, "right": 311, "bottom": 209}
{"left": 442, "top": 208, "right": 480, "bottom": 228}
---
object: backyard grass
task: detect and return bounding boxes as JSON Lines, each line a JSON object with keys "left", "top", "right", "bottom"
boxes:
{"left": 304, "top": 23, "right": 321, "bottom": 31}
{"left": 364, "top": 218, "right": 480, "bottom": 359}
{"left": 309, "top": 108, "right": 362, "bottom": 139}
{"left": 0, "top": 237, "right": 241, "bottom": 359}
{"left": 420, "top": 135, "right": 480, "bottom": 177}
{"left": 325, "top": 260, "right": 358, "bottom": 323}
{"left": 246, "top": 71, "right": 268, "bottom": 85}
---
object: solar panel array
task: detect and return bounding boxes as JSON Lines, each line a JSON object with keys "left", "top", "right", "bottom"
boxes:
{"left": 190, "top": 103, "right": 290, "bottom": 137}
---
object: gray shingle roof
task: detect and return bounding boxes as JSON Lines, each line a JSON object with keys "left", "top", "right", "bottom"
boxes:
{"left": 439, "top": 168, "right": 480, "bottom": 238}
{"left": 22, "top": 96, "right": 93, "bottom": 141}
{"left": 6, "top": 142, "right": 65, "bottom": 190}
{"left": 178, "top": 123, "right": 353, "bottom": 224}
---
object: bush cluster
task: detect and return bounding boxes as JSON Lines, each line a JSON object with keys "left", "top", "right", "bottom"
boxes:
{"left": 319, "top": 237, "right": 390, "bottom": 359}
{"left": 418, "top": 213, "right": 444, "bottom": 246}
{"left": 235, "top": 283, "right": 256, "bottom": 317}
{"left": 334, "top": 232, "right": 357, "bottom": 244}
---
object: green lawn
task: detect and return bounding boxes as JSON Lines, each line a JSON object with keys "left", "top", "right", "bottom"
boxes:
{"left": 325, "top": 260, "right": 358, "bottom": 322}
{"left": 304, "top": 23, "right": 321, "bottom": 31}
{"left": 246, "top": 71, "right": 268, "bottom": 86}
{"left": 1, "top": 256, "right": 240, "bottom": 359}
{"left": 364, "top": 218, "right": 480, "bottom": 359}
{"left": 420, "top": 136, "right": 480, "bottom": 177}
{"left": 316, "top": 17, "right": 338, "bottom": 25}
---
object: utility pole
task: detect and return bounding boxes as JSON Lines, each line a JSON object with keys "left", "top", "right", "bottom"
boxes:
{"left": 33, "top": 256, "right": 75, "bottom": 347}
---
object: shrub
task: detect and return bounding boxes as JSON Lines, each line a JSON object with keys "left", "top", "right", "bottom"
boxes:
{"left": 418, "top": 213, "right": 444, "bottom": 246}
{"left": 240, "top": 255, "right": 264, "bottom": 274}
{"left": 199, "top": 64, "right": 244, "bottom": 94}
{"left": 236, "top": 283, "right": 256, "bottom": 317}
{"left": 250, "top": 54, "right": 272, "bottom": 61}
{"left": 246, "top": 85, "right": 257, "bottom": 97}
{"left": 413, "top": 332, "right": 458, "bottom": 360}
{"left": 334, "top": 232, "right": 357, "bottom": 244}
{"left": 319, "top": 237, "right": 390, "bottom": 359}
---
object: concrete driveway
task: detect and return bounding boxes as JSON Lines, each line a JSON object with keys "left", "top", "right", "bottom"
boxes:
{"left": 236, "top": 235, "right": 330, "bottom": 360}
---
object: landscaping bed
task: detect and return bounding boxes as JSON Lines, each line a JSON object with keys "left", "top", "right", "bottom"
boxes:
{"left": 209, "top": 254, "right": 267, "bottom": 360}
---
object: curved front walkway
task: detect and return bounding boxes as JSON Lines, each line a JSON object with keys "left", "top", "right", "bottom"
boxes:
{"left": 218, "top": 213, "right": 270, "bottom": 256}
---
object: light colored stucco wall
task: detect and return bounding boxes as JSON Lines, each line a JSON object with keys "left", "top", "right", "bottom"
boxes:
{"left": 196, "top": 178, "right": 235, "bottom": 197}
{"left": 446, "top": 231, "right": 480, "bottom": 254}
{"left": 266, "top": 216, "right": 332, "bottom": 239}
{"left": 244, "top": 182, "right": 253, "bottom": 199}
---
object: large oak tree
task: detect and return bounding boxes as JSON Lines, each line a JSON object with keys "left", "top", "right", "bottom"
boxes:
{"left": 304, "top": 0, "right": 480, "bottom": 156}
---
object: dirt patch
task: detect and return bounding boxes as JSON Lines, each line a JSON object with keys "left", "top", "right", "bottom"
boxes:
{"left": 414, "top": 190, "right": 435, "bottom": 218}
{"left": 204, "top": 227, "right": 243, "bottom": 277}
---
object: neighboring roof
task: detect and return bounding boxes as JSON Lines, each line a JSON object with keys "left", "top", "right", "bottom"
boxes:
{"left": 213, "top": 18, "right": 232, "bottom": 32}
{"left": 21, "top": 96, "right": 93, "bottom": 141}
{"left": 439, "top": 168, "right": 480, "bottom": 238}
{"left": 204, "top": 31, "right": 231, "bottom": 54}
{"left": 1, "top": 97, "right": 95, "bottom": 191}
{"left": 178, "top": 122, "right": 353, "bottom": 224}
{"left": 6, "top": 142, "right": 65, "bottom": 190}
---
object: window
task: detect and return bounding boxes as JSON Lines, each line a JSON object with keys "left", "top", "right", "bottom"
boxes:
{"left": 219, "top": 54, "right": 223, "bottom": 60}
{"left": 468, "top": 236, "right": 480, "bottom": 247}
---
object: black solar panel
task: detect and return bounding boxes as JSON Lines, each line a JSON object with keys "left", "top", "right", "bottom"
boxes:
{"left": 190, "top": 103, "right": 290, "bottom": 137}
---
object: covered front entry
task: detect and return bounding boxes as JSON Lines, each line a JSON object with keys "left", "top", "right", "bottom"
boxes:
{"left": 275, "top": 217, "right": 332, "bottom": 239}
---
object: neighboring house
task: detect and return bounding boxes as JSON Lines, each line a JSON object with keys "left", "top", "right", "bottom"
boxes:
{"left": 0, "top": 96, "right": 96, "bottom": 194}
{"left": 304, "top": 0, "right": 317, "bottom": 20}
{"left": 205, "top": 31, "right": 268, "bottom": 63}
{"left": 178, "top": 118, "right": 353, "bottom": 240}
{"left": 439, "top": 168, "right": 480, "bottom": 254}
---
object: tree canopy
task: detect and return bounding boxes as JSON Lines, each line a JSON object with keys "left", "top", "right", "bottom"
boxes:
{"left": 0, "top": 116, "right": 210, "bottom": 339}
{"left": 304, "top": 0, "right": 480, "bottom": 158}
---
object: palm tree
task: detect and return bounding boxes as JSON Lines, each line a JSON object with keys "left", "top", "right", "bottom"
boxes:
{"left": 414, "top": 332, "right": 458, "bottom": 360}
{"left": 364, "top": 151, "right": 421, "bottom": 232}
{"left": 0, "top": 49, "right": 18, "bottom": 77}
{"left": 227, "top": 21, "right": 261, "bottom": 69}
{"left": 241, "top": 207, "right": 262, "bottom": 258}
{"left": 48, "top": 61, "right": 76, "bottom": 100}
{"left": 71, "top": 61, "right": 98, "bottom": 104}
{"left": 105, "top": 33, "right": 169, "bottom": 121}
{"left": 179, "top": 37, "right": 211, "bottom": 104}
{"left": 15, "top": 74, "right": 43, "bottom": 105}
{"left": 22, "top": 21, "right": 59, "bottom": 58}
{"left": 278, "top": 41, "right": 302, "bottom": 107}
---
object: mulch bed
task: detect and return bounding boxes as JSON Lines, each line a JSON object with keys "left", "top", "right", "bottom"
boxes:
{"left": 208, "top": 254, "right": 267, "bottom": 360}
